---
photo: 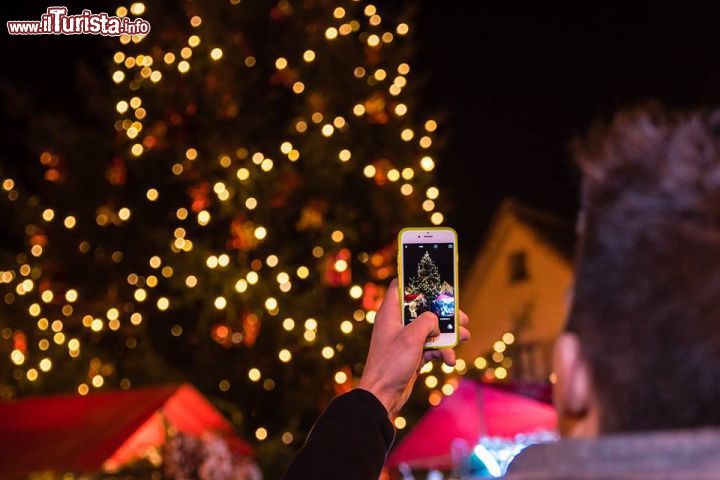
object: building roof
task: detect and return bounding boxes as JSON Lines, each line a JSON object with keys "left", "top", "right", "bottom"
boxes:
{"left": 498, "top": 199, "right": 576, "bottom": 263}
{"left": 0, "top": 384, "right": 251, "bottom": 478}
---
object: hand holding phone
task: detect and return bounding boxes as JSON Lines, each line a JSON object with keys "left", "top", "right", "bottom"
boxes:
{"left": 357, "top": 279, "right": 470, "bottom": 416}
{"left": 398, "top": 227, "right": 459, "bottom": 349}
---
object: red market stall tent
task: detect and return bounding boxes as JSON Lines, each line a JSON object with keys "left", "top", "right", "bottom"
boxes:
{"left": 0, "top": 383, "right": 252, "bottom": 478}
{"left": 387, "top": 379, "right": 557, "bottom": 471}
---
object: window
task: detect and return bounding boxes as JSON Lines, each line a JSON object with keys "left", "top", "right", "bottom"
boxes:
{"left": 508, "top": 251, "right": 529, "bottom": 283}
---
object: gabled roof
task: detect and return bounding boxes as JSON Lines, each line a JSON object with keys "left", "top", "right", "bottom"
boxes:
{"left": 0, "top": 384, "right": 251, "bottom": 478}
{"left": 497, "top": 199, "right": 576, "bottom": 263}
{"left": 464, "top": 200, "right": 575, "bottom": 291}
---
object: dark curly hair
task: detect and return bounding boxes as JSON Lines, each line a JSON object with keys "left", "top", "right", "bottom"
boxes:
{"left": 567, "top": 103, "right": 720, "bottom": 433}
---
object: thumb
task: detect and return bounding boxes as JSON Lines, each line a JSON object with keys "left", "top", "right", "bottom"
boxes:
{"left": 404, "top": 311, "right": 440, "bottom": 344}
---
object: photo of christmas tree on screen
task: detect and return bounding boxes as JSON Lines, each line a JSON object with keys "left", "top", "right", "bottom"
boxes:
{"left": 404, "top": 250, "right": 455, "bottom": 321}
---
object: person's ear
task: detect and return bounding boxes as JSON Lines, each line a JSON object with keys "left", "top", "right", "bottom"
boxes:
{"left": 553, "top": 332, "right": 595, "bottom": 436}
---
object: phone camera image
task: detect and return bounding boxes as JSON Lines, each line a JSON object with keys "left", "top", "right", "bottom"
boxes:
{"left": 402, "top": 243, "right": 455, "bottom": 333}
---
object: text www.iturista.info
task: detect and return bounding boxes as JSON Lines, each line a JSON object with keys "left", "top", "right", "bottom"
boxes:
{"left": 7, "top": 7, "right": 151, "bottom": 36}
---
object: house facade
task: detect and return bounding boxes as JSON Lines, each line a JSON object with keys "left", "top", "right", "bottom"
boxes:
{"left": 458, "top": 200, "right": 575, "bottom": 383}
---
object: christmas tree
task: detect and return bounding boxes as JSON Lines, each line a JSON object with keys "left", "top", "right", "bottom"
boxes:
{"left": 410, "top": 251, "right": 443, "bottom": 301}
{"left": 0, "top": 0, "right": 446, "bottom": 474}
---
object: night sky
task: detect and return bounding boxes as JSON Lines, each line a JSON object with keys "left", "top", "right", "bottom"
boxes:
{"left": 3, "top": 3, "right": 720, "bottom": 258}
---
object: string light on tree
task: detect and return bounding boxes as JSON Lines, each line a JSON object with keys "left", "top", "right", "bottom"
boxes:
{"left": 0, "top": 1, "right": 446, "bottom": 467}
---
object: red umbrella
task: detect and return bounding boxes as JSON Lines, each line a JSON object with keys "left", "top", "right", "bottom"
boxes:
{"left": 386, "top": 379, "right": 557, "bottom": 470}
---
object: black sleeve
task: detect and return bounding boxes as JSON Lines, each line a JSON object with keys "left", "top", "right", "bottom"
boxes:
{"left": 282, "top": 389, "right": 395, "bottom": 480}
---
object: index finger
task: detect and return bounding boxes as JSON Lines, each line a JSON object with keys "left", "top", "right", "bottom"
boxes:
{"left": 374, "top": 279, "right": 403, "bottom": 334}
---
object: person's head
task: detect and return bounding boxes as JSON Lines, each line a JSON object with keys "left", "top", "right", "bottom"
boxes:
{"left": 554, "top": 103, "right": 720, "bottom": 437}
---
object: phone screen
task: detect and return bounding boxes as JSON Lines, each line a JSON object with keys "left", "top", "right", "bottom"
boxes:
{"left": 402, "top": 242, "right": 456, "bottom": 333}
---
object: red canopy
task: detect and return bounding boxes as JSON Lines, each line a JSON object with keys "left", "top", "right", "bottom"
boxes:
{"left": 386, "top": 379, "right": 556, "bottom": 470}
{"left": 0, "top": 384, "right": 252, "bottom": 478}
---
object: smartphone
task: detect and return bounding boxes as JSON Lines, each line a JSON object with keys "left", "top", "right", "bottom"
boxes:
{"left": 398, "top": 227, "right": 459, "bottom": 349}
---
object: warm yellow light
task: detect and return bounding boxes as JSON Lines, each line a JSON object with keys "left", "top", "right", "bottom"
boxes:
{"left": 92, "top": 374, "right": 104, "bottom": 388}
{"left": 304, "top": 318, "right": 318, "bottom": 331}
{"left": 321, "top": 124, "right": 335, "bottom": 137}
{"left": 442, "top": 383, "right": 455, "bottom": 396}
{"left": 282, "top": 318, "right": 295, "bottom": 331}
{"left": 112, "top": 71, "right": 125, "bottom": 83}
{"left": 130, "top": 2, "right": 145, "bottom": 15}
{"left": 303, "top": 49, "right": 316, "bottom": 62}
{"left": 247, "top": 271, "right": 259, "bottom": 284}
{"left": 493, "top": 341, "right": 506, "bottom": 353}
{"left": 338, "top": 149, "right": 351, "bottom": 162}
{"left": 334, "top": 371, "right": 347, "bottom": 383}
{"left": 420, "top": 156, "right": 435, "bottom": 171}
{"left": 395, "top": 104, "right": 407, "bottom": 116}
{"left": 401, "top": 128, "right": 414, "bottom": 141}
{"left": 334, "top": 259, "right": 348, "bottom": 272}
{"left": 235, "top": 279, "right": 248, "bottom": 293}
{"left": 10, "top": 349, "right": 25, "bottom": 365}
{"left": 188, "top": 35, "right": 201, "bottom": 47}
{"left": 502, "top": 332, "right": 515, "bottom": 344}
{"left": 325, "top": 27, "right": 338, "bottom": 40}
{"left": 236, "top": 168, "right": 250, "bottom": 181}
{"left": 178, "top": 60, "right": 190, "bottom": 73}
{"left": 65, "top": 289, "right": 78, "bottom": 303}
{"left": 363, "top": 165, "right": 376, "bottom": 178}
{"left": 254, "top": 226, "right": 267, "bottom": 240}
{"left": 340, "top": 320, "right": 353, "bottom": 334}
{"left": 64, "top": 216, "right": 77, "bottom": 229}
{"left": 214, "top": 296, "right": 227, "bottom": 310}
{"left": 210, "top": 47, "right": 223, "bottom": 60}
{"left": 349, "top": 285, "right": 363, "bottom": 299}
{"left": 297, "top": 266, "right": 309, "bottom": 279}
{"left": 387, "top": 169, "right": 400, "bottom": 182}
{"left": 146, "top": 188, "right": 159, "bottom": 201}
{"left": 397, "top": 23, "right": 409, "bottom": 35}
{"left": 39, "top": 358, "right": 52, "bottom": 372}
{"left": 431, "top": 212, "right": 444, "bottom": 225}
{"left": 248, "top": 368, "right": 261, "bottom": 382}
{"left": 157, "top": 297, "right": 170, "bottom": 311}
{"left": 116, "top": 100, "right": 129, "bottom": 114}
{"left": 255, "top": 427, "right": 268, "bottom": 441}
{"left": 425, "top": 375, "right": 438, "bottom": 388}
{"left": 321, "top": 346, "right": 335, "bottom": 359}
{"left": 400, "top": 184, "right": 413, "bottom": 196}
{"left": 265, "top": 297, "right": 278, "bottom": 310}
{"left": 495, "top": 367, "right": 508, "bottom": 379}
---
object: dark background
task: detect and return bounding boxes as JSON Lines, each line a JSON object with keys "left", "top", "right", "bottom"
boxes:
{"left": 3, "top": 4, "right": 720, "bottom": 259}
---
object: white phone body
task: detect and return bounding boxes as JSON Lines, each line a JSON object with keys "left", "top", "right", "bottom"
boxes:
{"left": 398, "top": 227, "right": 459, "bottom": 349}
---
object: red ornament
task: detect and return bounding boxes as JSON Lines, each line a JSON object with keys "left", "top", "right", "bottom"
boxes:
{"left": 106, "top": 157, "right": 127, "bottom": 185}
{"left": 242, "top": 313, "right": 260, "bottom": 347}
{"left": 362, "top": 282, "right": 386, "bottom": 311}
{"left": 13, "top": 331, "right": 27, "bottom": 354}
{"left": 188, "top": 182, "right": 211, "bottom": 213}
